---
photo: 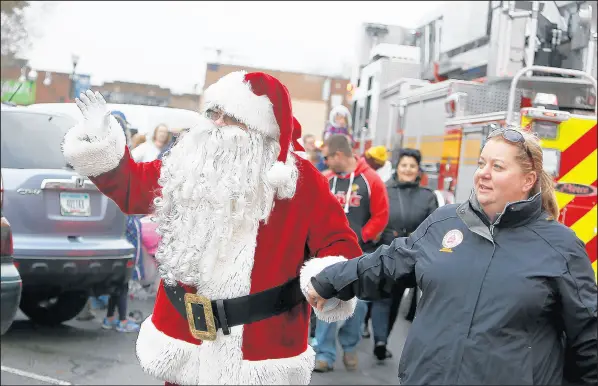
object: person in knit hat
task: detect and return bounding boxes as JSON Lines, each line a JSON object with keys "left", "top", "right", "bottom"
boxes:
{"left": 364, "top": 145, "right": 393, "bottom": 182}
{"left": 323, "top": 105, "right": 353, "bottom": 143}
{"left": 61, "top": 72, "right": 363, "bottom": 385}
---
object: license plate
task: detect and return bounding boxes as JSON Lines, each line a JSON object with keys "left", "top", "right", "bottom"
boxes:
{"left": 60, "top": 192, "right": 91, "bottom": 217}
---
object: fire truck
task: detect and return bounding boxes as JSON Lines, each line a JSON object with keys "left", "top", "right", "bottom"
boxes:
{"left": 395, "top": 67, "right": 596, "bottom": 278}
{"left": 394, "top": 66, "right": 596, "bottom": 279}
{"left": 433, "top": 66, "right": 597, "bottom": 279}
{"left": 351, "top": 2, "right": 598, "bottom": 278}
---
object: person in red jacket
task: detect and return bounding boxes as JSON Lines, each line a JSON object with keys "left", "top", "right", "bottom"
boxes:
{"left": 312, "top": 134, "right": 389, "bottom": 372}
{"left": 61, "top": 72, "right": 364, "bottom": 385}
{"left": 322, "top": 135, "right": 389, "bottom": 253}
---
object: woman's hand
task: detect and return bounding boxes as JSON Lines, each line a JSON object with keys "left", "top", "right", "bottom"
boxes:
{"left": 306, "top": 282, "right": 328, "bottom": 312}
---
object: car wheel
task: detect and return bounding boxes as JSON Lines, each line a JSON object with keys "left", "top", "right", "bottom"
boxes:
{"left": 19, "top": 291, "right": 89, "bottom": 326}
{"left": 1, "top": 282, "right": 22, "bottom": 335}
{"left": 0, "top": 319, "right": 14, "bottom": 335}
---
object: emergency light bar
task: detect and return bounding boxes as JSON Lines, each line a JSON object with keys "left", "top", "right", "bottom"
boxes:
{"left": 533, "top": 93, "right": 558, "bottom": 106}
{"left": 520, "top": 108, "right": 570, "bottom": 123}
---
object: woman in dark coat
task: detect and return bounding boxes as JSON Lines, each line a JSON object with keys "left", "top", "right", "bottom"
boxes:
{"left": 370, "top": 148, "right": 438, "bottom": 360}
{"left": 307, "top": 128, "right": 597, "bottom": 385}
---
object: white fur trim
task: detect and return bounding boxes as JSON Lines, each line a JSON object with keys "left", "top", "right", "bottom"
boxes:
{"left": 269, "top": 152, "right": 299, "bottom": 200}
{"left": 61, "top": 115, "right": 126, "bottom": 177}
{"left": 203, "top": 71, "right": 279, "bottom": 139}
{"left": 267, "top": 161, "right": 293, "bottom": 188}
{"left": 136, "top": 316, "right": 315, "bottom": 385}
{"left": 300, "top": 256, "right": 357, "bottom": 323}
{"left": 136, "top": 316, "right": 202, "bottom": 385}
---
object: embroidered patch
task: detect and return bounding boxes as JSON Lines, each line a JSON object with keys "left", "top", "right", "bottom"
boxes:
{"left": 440, "top": 229, "right": 463, "bottom": 252}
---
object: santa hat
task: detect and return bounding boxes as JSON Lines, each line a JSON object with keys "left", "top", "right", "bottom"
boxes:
{"left": 202, "top": 71, "right": 297, "bottom": 191}
{"left": 292, "top": 116, "right": 308, "bottom": 158}
{"left": 292, "top": 116, "right": 304, "bottom": 152}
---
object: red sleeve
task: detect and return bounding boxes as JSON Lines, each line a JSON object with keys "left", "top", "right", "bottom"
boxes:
{"left": 90, "top": 147, "right": 162, "bottom": 215}
{"left": 361, "top": 169, "right": 389, "bottom": 242}
{"left": 306, "top": 168, "right": 362, "bottom": 260}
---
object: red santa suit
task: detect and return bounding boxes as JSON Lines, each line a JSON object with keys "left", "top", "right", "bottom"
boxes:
{"left": 61, "top": 71, "right": 363, "bottom": 385}
{"left": 292, "top": 116, "right": 308, "bottom": 160}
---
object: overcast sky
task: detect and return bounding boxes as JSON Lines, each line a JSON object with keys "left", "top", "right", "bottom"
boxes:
{"left": 23, "top": 1, "right": 445, "bottom": 94}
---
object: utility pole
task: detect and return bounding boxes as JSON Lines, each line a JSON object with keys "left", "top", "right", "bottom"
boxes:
{"left": 69, "top": 53, "right": 80, "bottom": 101}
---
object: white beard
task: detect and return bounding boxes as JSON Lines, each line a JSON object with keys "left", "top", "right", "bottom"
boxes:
{"left": 152, "top": 119, "right": 281, "bottom": 287}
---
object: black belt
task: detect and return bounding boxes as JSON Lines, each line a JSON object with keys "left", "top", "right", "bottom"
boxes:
{"left": 164, "top": 277, "right": 304, "bottom": 341}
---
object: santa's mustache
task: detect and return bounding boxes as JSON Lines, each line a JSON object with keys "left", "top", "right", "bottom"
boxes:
{"left": 169, "top": 121, "right": 254, "bottom": 156}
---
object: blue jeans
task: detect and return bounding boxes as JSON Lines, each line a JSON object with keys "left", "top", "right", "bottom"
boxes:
{"left": 314, "top": 300, "right": 368, "bottom": 366}
{"left": 371, "top": 298, "right": 392, "bottom": 344}
{"left": 126, "top": 216, "right": 143, "bottom": 281}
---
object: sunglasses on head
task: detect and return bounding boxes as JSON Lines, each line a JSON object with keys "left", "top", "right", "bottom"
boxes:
{"left": 487, "top": 128, "right": 535, "bottom": 170}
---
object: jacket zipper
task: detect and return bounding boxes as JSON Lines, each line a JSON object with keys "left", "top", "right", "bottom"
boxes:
{"left": 396, "top": 188, "right": 407, "bottom": 235}
{"left": 488, "top": 193, "right": 541, "bottom": 236}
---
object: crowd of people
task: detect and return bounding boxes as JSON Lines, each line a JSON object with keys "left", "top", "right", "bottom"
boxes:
{"left": 299, "top": 105, "right": 446, "bottom": 372}
{"left": 61, "top": 70, "right": 596, "bottom": 385}
{"left": 301, "top": 105, "right": 596, "bottom": 385}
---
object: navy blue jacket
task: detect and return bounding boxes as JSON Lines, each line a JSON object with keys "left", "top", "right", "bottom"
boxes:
{"left": 312, "top": 192, "right": 597, "bottom": 385}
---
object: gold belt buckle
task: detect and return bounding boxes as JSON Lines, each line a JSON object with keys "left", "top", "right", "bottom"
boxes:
{"left": 184, "top": 292, "right": 217, "bottom": 341}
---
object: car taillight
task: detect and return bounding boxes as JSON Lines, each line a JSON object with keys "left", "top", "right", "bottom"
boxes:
{"left": 0, "top": 217, "right": 13, "bottom": 256}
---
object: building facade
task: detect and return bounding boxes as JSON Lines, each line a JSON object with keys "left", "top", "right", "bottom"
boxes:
{"left": 1, "top": 65, "right": 200, "bottom": 111}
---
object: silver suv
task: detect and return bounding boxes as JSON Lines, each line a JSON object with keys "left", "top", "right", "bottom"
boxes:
{"left": 0, "top": 104, "right": 135, "bottom": 325}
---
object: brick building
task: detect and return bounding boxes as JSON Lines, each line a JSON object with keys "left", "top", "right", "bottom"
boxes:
{"left": 1, "top": 65, "right": 72, "bottom": 103}
{"left": 202, "top": 63, "right": 351, "bottom": 140}
{"left": 93, "top": 81, "right": 200, "bottom": 110}
{"left": 1, "top": 64, "right": 200, "bottom": 111}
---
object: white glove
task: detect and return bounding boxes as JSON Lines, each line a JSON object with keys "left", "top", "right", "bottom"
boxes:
{"left": 75, "top": 90, "right": 110, "bottom": 139}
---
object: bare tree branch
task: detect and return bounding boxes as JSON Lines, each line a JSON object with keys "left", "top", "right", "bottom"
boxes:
{"left": 1, "top": 1, "right": 30, "bottom": 60}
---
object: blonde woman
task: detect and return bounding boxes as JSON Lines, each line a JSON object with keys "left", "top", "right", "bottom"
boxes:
{"left": 131, "top": 123, "right": 172, "bottom": 162}
{"left": 306, "top": 127, "right": 597, "bottom": 385}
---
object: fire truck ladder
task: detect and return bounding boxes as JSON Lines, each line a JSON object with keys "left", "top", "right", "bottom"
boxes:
{"left": 506, "top": 65, "right": 598, "bottom": 125}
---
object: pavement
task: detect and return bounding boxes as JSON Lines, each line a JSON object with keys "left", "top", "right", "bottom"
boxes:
{"left": 1, "top": 295, "right": 413, "bottom": 385}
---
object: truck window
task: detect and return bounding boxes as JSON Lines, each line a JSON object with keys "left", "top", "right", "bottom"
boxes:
{"left": 542, "top": 148, "right": 560, "bottom": 177}
{"left": 532, "top": 120, "right": 559, "bottom": 139}
{"left": 1, "top": 111, "right": 75, "bottom": 169}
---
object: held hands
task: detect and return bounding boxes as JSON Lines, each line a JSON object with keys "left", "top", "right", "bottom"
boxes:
{"left": 306, "top": 282, "right": 328, "bottom": 312}
{"left": 75, "top": 90, "right": 110, "bottom": 138}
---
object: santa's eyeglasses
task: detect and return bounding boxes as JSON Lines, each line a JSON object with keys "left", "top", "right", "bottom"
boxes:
{"left": 205, "top": 108, "right": 245, "bottom": 128}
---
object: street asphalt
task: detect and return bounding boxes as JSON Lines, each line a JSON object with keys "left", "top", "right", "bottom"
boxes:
{"left": 1, "top": 294, "right": 413, "bottom": 385}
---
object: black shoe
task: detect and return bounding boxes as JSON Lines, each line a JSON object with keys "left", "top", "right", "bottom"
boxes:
{"left": 374, "top": 343, "right": 393, "bottom": 361}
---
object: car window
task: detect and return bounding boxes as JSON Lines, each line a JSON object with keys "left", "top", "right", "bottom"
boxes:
{"left": 1, "top": 111, "right": 75, "bottom": 169}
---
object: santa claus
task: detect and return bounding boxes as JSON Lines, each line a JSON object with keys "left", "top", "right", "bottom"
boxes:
{"left": 61, "top": 71, "right": 363, "bottom": 385}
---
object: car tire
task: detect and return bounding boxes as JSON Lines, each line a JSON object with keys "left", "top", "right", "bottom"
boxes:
{"left": 19, "top": 291, "right": 89, "bottom": 326}
{"left": 0, "top": 319, "right": 14, "bottom": 335}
